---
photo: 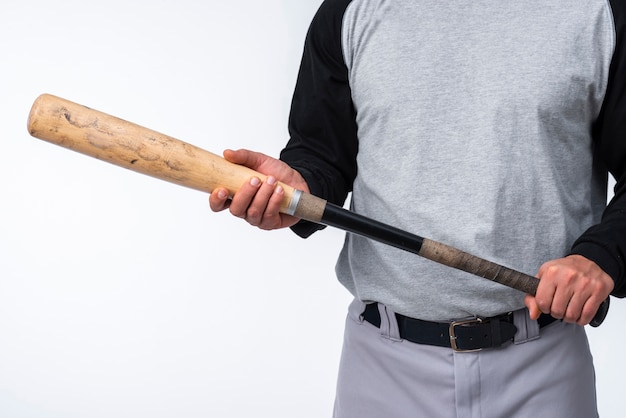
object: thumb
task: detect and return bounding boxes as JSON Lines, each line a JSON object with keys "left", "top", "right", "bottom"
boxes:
{"left": 223, "top": 149, "right": 266, "bottom": 170}
{"left": 524, "top": 294, "right": 542, "bottom": 320}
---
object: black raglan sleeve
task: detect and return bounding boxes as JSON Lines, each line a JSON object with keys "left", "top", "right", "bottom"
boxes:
{"left": 279, "top": 0, "right": 359, "bottom": 238}
{"left": 570, "top": 0, "right": 626, "bottom": 297}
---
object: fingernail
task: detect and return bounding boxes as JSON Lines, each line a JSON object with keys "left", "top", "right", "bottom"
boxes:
{"left": 267, "top": 176, "right": 276, "bottom": 185}
{"left": 250, "top": 177, "right": 261, "bottom": 187}
{"left": 217, "top": 189, "right": 228, "bottom": 199}
{"left": 275, "top": 185, "right": 283, "bottom": 195}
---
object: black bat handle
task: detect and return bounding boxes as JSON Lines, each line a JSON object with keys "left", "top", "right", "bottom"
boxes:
{"left": 419, "top": 238, "right": 610, "bottom": 327}
{"left": 291, "top": 194, "right": 610, "bottom": 327}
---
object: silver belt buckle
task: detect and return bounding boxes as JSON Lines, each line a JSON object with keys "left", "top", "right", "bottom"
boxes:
{"left": 449, "top": 318, "right": 483, "bottom": 352}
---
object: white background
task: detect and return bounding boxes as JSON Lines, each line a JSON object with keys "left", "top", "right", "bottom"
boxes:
{"left": 0, "top": 1, "right": 623, "bottom": 417}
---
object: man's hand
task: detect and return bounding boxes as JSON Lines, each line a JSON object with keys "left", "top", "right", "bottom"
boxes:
{"left": 524, "top": 255, "right": 614, "bottom": 326}
{"left": 208, "top": 149, "right": 309, "bottom": 230}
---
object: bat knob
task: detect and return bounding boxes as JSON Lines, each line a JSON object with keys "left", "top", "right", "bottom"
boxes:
{"left": 589, "top": 297, "right": 610, "bottom": 327}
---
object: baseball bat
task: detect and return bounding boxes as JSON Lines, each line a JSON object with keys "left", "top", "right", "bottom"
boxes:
{"left": 27, "top": 93, "right": 609, "bottom": 326}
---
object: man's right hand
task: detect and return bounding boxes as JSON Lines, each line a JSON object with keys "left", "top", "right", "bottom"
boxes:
{"left": 208, "top": 149, "right": 309, "bottom": 230}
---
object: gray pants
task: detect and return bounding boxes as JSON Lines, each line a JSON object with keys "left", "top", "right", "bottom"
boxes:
{"left": 333, "top": 299, "right": 598, "bottom": 418}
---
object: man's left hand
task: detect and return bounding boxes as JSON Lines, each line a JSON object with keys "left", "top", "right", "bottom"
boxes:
{"left": 524, "top": 255, "right": 614, "bottom": 326}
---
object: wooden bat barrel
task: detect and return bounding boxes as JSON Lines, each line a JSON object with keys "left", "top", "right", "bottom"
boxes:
{"left": 27, "top": 93, "right": 306, "bottom": 213}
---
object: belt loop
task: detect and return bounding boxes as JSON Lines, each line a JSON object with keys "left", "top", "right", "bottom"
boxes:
{"left": 377, "top": 303, "right": 402, "bottom": 341}
{"left": 351, "top": 299, "right": 367, "bottom": 323}
{"left": 513, "top": 308, "right": 540, "bottom": 344}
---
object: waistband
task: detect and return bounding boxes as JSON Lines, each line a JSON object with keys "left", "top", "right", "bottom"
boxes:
{"left": 362, "top": 302, "right": 558, "bottom": 352}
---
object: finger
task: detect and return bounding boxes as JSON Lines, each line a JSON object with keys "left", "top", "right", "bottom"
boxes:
{"left": 257, "top": 183, "right": 286, "bottom": 230}
{"left": 246, "top": 176, "right": 279, "bottom": 226}
{"left": 577, "top": 296, "right": 604, "bottom": 326}
{"left": 535, "top": 262, "right": 563, "bottom": 315}
{"left": 562, "top": 291, "right": 587, "bottom": 324}
{"left": 534, "top": 280, "right": 557, "bottom": 316}
{"left": 228, "top": 177, "right": 262, "bottom": 218}
{"left": 208, "top": 188, "right": 231, "bottom": 212}
{"left": 548, "top": 286, "right": 575, "bottom": 320}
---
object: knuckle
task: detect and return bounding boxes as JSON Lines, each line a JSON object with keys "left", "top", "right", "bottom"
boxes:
{"left": 246, "top": 207, "right": 262, "bottom": 221}
{"left": 543, "top": 264, "right": 560, "bottom": 277}
{"left": 563, "top": 306, "right": 580, "bottom": 323}
{"left": 562, "top": 274, "right": 577, "bottom": 287}
{"left": 259, "top": 219, "right": 272, "bottom": 229}
{"left": 580, "top": 306, "right": 595, "bottom": 323}
{"left": 259, "top": 216, "right": 279, "bottom": 231}
{"left": 229, "top": 206, "right": 245, "bottom": 218}
{"left": 551, "top": 307, "right": 565, "bottom": 319}
{"left": 210, "top": 200, "right": 228, "bottom": 212}
{"left": 535, "top": 298, "right": 550, "bottom": 313}
{"left": 593, "top": 278, "right": 610, "bottom": 294}
{"left": 546, "top": 265, "right": 559, "bottom": 275}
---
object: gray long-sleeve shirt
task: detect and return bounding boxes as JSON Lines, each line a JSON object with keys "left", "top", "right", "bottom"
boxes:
{"left": 281, "top": 0, "right": 626, "bottom": 320}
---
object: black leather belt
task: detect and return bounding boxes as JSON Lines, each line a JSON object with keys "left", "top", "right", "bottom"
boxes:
{"left": 362, "top": 303, "right": 558, "bottom": 352}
